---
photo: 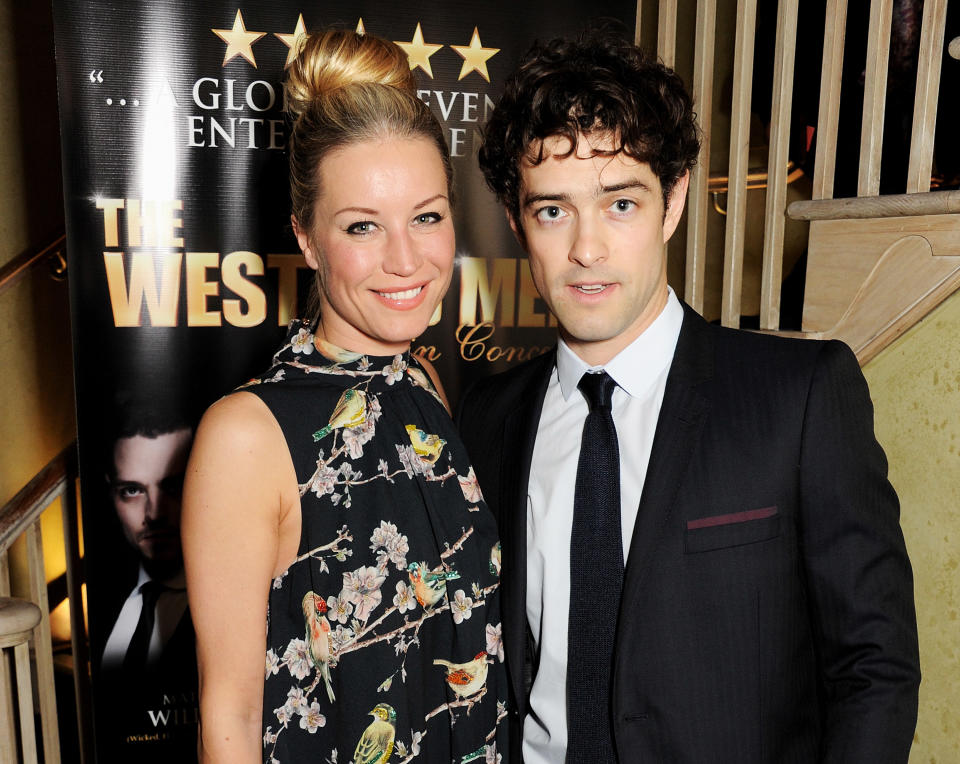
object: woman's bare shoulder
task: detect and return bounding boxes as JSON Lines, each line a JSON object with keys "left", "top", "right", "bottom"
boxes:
{"left": 188, "top": 390, "right": 289, "bottom": 490}
{"left": 202, "top": 388, "right": 273, "bottom": 423}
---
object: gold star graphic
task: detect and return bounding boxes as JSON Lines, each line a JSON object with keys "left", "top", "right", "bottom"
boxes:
{"left": 212, "top": 10, "right": 266, "bottom": 68}
{"left": 275, "top": 14, "right": 308, "bottom": 69}
{"left": 450, "top": 27, "right": 499, "bottom": 82}
{"left": 356, "top": 18, "right": 366, "bottom": 35}
{"left": 394, "top": 23, "right": 443, "bottom": 78}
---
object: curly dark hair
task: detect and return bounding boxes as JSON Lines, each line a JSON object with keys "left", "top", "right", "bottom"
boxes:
{"left": 478, "top": 28, "right": 701, "bottom": 228}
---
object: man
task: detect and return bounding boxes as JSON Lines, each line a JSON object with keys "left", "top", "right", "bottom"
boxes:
{"left": 100, "top": 405, "right": 194, "bottom": 674}
{"left": 458, "top": 29, "right": 920, "bottom": 763}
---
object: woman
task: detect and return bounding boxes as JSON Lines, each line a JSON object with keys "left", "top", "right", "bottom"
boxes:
{"left": 182, "top": 29, "right": 507, "bottom": 764}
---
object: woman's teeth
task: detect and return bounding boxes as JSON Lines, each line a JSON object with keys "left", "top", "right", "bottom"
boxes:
{"left": 378, "top": 286, "right": 423, "bottom": 300}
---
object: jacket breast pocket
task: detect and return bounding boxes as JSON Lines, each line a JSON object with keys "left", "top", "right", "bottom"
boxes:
{"left": 684, "top": 506, "right": 781, "bottom": 554}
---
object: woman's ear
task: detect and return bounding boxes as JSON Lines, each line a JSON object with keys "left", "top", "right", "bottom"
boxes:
{"left": 292, "top": 215, "right": 320, "bottom": 271}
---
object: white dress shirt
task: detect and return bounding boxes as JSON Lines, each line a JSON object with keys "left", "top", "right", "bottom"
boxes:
{"left": 523, "top": 290, "right": 683, "bottom": 762}
{"left": 101, "top": 565, "right": 188, "bottom": 669}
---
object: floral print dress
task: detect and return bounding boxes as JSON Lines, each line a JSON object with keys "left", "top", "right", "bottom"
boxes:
{"left": 244, "top": 320, "right": 507, "bottom": 764}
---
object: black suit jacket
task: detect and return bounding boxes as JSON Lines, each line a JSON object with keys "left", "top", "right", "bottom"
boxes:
{"left": 457, "top": 304, "right": 920, "bottom": 763}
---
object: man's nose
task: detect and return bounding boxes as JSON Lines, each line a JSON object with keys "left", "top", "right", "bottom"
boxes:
{"left": 568, "top": 215, "right": 608, "bottom": 267}
{"left": 144, "top": 489, "right": 170, "bottom": 523}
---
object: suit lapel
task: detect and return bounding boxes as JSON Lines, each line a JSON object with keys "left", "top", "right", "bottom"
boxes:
{"left": 499, "top": 349, "right": 554, "bottom": 713}
{"left": 619, "top": 306, "right": 712, "bottom": 620}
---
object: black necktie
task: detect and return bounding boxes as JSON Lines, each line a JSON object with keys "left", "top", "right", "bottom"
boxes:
{"left": 567, "top": 371, "right": 623, "bottom": 763}
{"left": 123, "top": 580, "right": 164, "bottom": 671}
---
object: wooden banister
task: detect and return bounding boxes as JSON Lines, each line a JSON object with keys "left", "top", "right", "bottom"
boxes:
{"left": 0, "top": 233, "right": 67, "bottom": 299}
{"left": 0, "top": 447, "right": 75, "bottom": 551}
{"left": 1, "top": 443, "right": 88, "bottom": 764}
{"left": 788, "top": 190, "right": 960, "bottom": 221}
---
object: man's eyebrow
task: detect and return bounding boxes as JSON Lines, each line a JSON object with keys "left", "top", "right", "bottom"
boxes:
{"left": 598, "top": 179, "right": 653, "bottom": 195}
{"left": 522, "top": 191, "right": 572, "bottom": 208}
{"left": 522, "top": 180, "right": 654, "bottom": 209}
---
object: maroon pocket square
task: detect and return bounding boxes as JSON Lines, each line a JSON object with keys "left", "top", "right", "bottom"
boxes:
{"left": 687, "top": 506, "right": 778, "bottom": 530}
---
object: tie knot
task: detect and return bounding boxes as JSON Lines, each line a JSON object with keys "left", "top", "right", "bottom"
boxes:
{"left": 139, "top": 580, "right": 165, "bottom": 605}
{"left": 578, "top": 371, "right": 617, "bottom": 412}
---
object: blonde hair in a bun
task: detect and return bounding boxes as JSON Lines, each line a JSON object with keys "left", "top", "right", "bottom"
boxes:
{"left": 285, "top": 28, "right": 415, "bottom": 121}
{"left": 286, "top": 28, "right": 452, "bottom": 247}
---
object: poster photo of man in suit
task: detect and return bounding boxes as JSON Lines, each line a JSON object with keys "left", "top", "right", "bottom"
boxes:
{"left": 91, "top": 396, "right": 200, "bottom": 761}
{"left": 457, "top": 27, "right": 921, "bottom": 763}
{"left": 100, "top": 402, "right": 194, "bottom": 676}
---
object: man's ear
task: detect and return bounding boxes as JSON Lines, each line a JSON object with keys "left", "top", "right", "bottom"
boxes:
{"left": 292, "top": 215, "right": 320, "bottom": 271}
{"left": 662, "top": 170, "right": 690, "bottom": 243}
{"left": 506, "top": 209, "right": 527, "bottom": 250}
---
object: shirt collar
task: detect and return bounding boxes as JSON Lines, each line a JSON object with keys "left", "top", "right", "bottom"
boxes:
{"left": 134, "top": 564, "right": 187, "bottom": 591}
{"left": 556, "top": 288, "right": 684, "bottom": 401}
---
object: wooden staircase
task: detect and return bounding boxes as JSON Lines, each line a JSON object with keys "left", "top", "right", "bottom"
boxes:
{"left": 643, "top": 0, "right": 960, "bottom": 363}
{"left": 791, "top": 191, "right": 960, "bottom": 363}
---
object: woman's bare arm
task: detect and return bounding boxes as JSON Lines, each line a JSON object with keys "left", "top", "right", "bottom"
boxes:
{"left": 182, "top": 392, "right": 297, "bottom": 763}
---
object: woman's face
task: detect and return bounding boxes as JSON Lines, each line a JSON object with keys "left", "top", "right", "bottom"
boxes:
{"left": 295, "top": 135, "right": 454, "bottom": 356}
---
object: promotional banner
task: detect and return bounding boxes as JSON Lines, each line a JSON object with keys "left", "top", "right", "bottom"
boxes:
{"left": 52, "top": 1, "right": 635, "bottom": 760}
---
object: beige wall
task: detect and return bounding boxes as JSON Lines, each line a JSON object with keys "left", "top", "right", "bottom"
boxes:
{"left": 0, "top": 0, "right": 74, "bottom": 508}
{"left": 0, "top": 0, "right": 75, "bottom": 613}
{"left": 864, "top": 290, "right": 960, "bottom": 763}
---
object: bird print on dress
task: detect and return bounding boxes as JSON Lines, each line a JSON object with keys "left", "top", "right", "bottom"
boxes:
{"left": 489, "top": 542, "right": 501, "bottom": 576}
{"left": 353, "top": 703, "right": 396, "bottom": 764}
{"left": 313, "top": 388, "right": 367, "bottom": 442}
{"left": 405, "top": 424, "right": 447, "bottom": 464}
{"left": 433, "top": 652, "right": 492, "bottom": 698}
{"left": 301, "top": 591, "right": 335, "bottom": 703}
{"left": 407, "top": 560, "right": 461, "bottom": 608}
{"left": 459, "top": 745, "right": 498, "bottom": 763}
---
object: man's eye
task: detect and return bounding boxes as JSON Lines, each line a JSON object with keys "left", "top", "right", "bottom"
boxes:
{"left": 160, "top": 475, "right": 186, "bottom": 498}
{"left": 612, "top": 199, "right": 635, "bottom": 213}
{"left": 535, "top": 206, "right": 565, "bottom": 222}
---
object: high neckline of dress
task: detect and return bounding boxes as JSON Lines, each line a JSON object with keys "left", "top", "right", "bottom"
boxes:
{"left": 269, "top": 319, "right": 416, "bottom": 386}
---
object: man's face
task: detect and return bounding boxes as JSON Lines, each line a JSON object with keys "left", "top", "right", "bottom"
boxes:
{"left": 110, "top": 428, "right": 192, "bottom": 568}
{"left": 512, "top": 132, "right": 688, "bottom": 366}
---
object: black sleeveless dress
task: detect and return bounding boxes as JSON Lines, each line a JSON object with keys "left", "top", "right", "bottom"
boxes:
{"left": 244, "top": 320, "right": 507, "bottom": 764}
